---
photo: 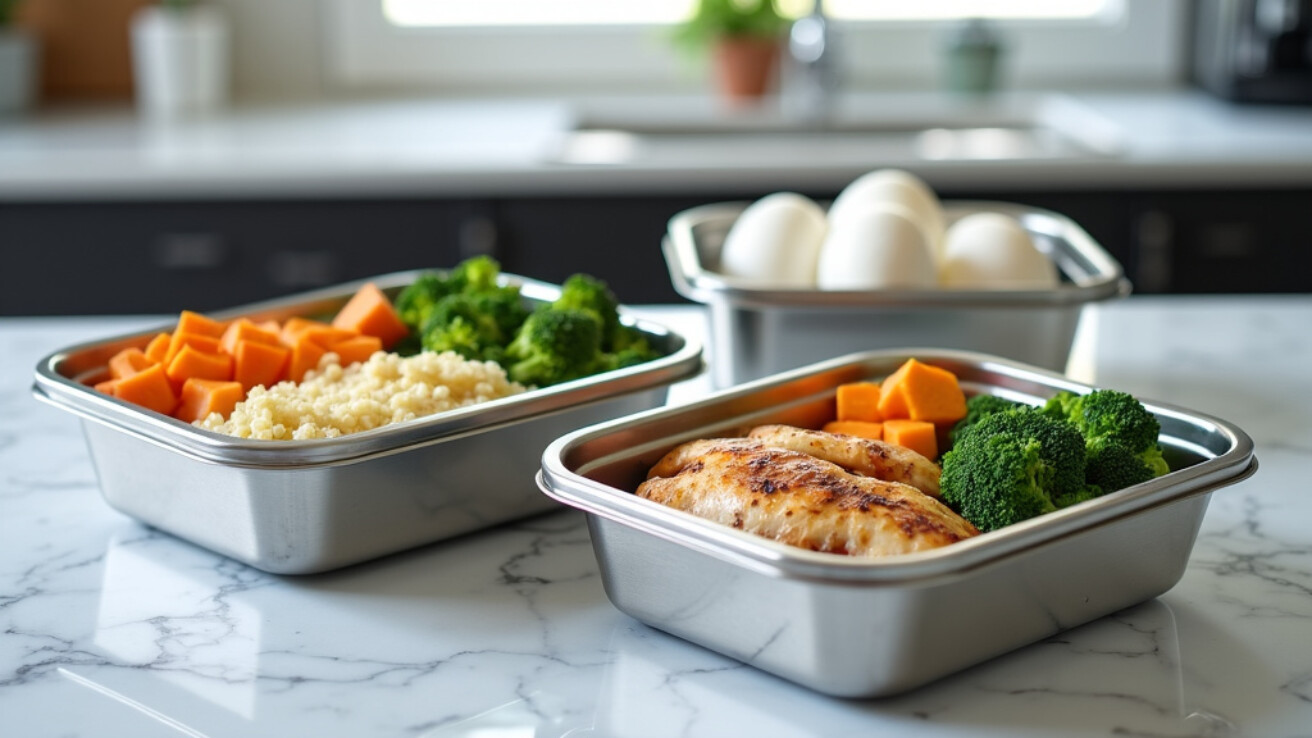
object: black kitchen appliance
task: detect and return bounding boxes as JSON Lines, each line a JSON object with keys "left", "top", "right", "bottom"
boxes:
{"left": 1194, "top": 0, "right": 1312, "bottom": 103}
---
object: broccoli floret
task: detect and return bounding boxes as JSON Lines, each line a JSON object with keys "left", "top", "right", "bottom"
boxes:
{"left": 421, "top": 316, "right": 486, "bottom": 360}
{"left": 1043, "top": 389, "right": 1160, "bottom": 454}
{"left": 420, "top": 293, "right": 509, "bottom": 361}
{"left": 940, "top": 407, "right": 1089, "bottom": 531}
{"left": 504, "top": 307, "right": 604, "bottom": 387}
{"left": 553, "top": 274, "right": 623, "bottom": 350}
{"left": 1084, "top": 439, "right": 1156, "bottom": 495}
{"left": 393, "top": 272, "right": 453, "bottom": 330}
{"left": 447, "top": 254, "right": 502, "bottom": 294}
{"left": 949, "top": 394, "right": 1022, "bottom": 447}
{"left": 466, "top": 287, "right": 530, "bottom": 341}
{"left": 940, "top": 433, "right": 1058, "bottom": 532}
{"left": 1043, "top": 389, "right": 1171, "bottom": 481}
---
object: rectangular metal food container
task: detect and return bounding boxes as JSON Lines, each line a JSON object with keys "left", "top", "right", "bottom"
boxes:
{"left": 665, "top": 201, "right": 1131, "bottom": 388}
{"left": 32, "top": 270, "right": 703, "bottom": 575}
{"left": 537, "top": 349, "right": 1257, "bottom": 698}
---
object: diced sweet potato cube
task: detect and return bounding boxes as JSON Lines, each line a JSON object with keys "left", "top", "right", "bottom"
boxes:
{"left": 110, "top": 363, "right": 178, "bottom": 416}
{"left": 220, "top": 318, "right": 283, "bottom": 356}
{"left": 175, "top": 378, "right": 245, "bottom": 423}
{"left": 883, "top": 419, "right": 938, "bottom": 460}
{"left": 328, "top": 335, "right": 383, "bottom": 367}
{"left": 836, "top": 382, "right": 883, "bottom": 422}
{"left": 166, "top": 344, "right": 234, "bottom": 384}
{"left": 233, "top": 339, "right": 290, "bottom": 391}
{"left": 331, "top": 282, "right": 409, "bottom": 350}
{"left": 108, "top": 347, "right": 156, "bottom": 380}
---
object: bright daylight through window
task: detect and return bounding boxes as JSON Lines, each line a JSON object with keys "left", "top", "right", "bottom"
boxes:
{"left": 383, "top": 0, "right": 1114, "bottom": 27}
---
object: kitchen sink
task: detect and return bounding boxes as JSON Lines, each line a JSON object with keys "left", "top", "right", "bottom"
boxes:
{"left": 551, "top": 93, "right": 1124, "bottom": 166}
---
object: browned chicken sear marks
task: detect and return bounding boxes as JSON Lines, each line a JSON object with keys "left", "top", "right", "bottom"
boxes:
{"left": 637, "top": 431, "right": 978, "bottom": 558}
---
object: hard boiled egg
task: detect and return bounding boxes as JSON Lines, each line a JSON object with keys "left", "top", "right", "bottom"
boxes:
{"left": 827, "top": 169, "right": 947, "bottom": 264}
{"left": 941, "top": 213, "right": 1060, "bottom": 289}
{"left": 719, "top": 192, "right": 828, "bottom": 287}
{"left": 816, "top": 205, "right": 938, "bottom": 290}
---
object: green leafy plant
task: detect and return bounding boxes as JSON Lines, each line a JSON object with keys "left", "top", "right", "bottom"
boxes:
{"left": 0, "top": 0, "right": 23, "bottom": 28}
{"left": 673, "top": 0, "right": 789, "bottom": 51}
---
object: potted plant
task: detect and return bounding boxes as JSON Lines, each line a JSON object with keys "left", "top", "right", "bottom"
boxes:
{"left": 0, "top": 0, "right": 37, "bottom": 114}
{"left": 132, "top": 0, "right": 229, "bottom": 119}
{"left": 674, "top": 0, "right": 789, "bottom": 102}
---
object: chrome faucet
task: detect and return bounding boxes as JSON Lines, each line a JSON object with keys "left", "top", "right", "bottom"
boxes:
{"left": 788, "top": 0, "right": 838, "bottom": 120}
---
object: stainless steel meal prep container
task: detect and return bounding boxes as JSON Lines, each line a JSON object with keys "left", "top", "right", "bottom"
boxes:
{"left": 32, "top": 271, "right": 703, "bottom": 575}
{"left": 538, "top": 349, "right": 1257, "bottom": 698}
{"left": 665, "top": 201, "right": 1131, "bottom": 388}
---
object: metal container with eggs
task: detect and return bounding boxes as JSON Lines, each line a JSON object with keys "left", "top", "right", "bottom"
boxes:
{"left": 664, "top": 170, "right": 1130, "bottom": 388}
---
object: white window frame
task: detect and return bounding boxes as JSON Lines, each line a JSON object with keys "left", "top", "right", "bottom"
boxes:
{"left": 325, "top": 0, "right": 1187, "bottom": 95}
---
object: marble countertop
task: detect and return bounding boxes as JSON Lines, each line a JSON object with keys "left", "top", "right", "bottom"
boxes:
{"left": 3, "top": 89, "right": 1312, "bottom": 200}
{"left": 3, "top": 297, "right": 1312, "bottom": 737}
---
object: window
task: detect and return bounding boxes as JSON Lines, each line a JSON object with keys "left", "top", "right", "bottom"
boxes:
{"left": 327, "top": 0, "right": 1185, "bottom": 94}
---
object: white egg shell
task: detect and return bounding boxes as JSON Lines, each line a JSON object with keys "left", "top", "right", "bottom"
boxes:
{"left": 941, "top": 213, "right": 1060, "bottom": 289}
{"left": 827, "top": 169, "right": 947, "bottom": 263}
{"left": 719, "top": 192, "right": 827, "bottom": 287}
{"left": 816, "top": 205, "right": 938, "bottom": 290}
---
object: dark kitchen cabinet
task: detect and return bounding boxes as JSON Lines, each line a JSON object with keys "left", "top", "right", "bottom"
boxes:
{"left": 0, "top": 199, "right": 481, "bottom": 315}
{"left": 2, "top": 186, "right": 1308, "bottom": 315}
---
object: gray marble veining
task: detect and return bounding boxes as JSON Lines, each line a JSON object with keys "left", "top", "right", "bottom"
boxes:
{"left": 2, "top": 298, "right": 1311, "bottom": 737}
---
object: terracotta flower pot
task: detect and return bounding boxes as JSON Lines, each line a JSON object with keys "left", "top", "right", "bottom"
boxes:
{"left": 712, "top": 35, "right": 781, "bottom": 101}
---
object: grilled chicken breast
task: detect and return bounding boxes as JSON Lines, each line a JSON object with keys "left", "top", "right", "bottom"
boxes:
{"left": 747, "top": 424, "right": 942, "bottom": 499}
{"left": 637, "top": 437, "right": 977, "bottom": 558}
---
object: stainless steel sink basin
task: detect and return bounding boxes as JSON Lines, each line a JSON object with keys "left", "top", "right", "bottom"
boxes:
{"left": 551, "top": 93, "right": 1123, "bottom": 166}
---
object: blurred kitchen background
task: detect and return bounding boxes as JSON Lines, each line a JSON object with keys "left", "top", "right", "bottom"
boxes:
{"left": 1, "top": 0, "right": 1310, "bottom": 314}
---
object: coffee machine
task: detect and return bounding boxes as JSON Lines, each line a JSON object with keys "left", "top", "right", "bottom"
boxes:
{"left": 1194, "top": 0, "right": 1312, "bottom": 103}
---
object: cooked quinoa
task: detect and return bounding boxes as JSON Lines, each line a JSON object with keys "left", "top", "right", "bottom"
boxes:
{"left": 197, "top": 350, "right": 526, "bottom": 440}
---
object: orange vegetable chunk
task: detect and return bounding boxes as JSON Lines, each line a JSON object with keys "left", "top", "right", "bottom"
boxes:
{"left": 280, "top": 317, "right": 358, "bottom": 349}
{"left": 166, "top": 344, "right": 234, "bottom": 384}
{"left": 164, "top": 331, "right": 223, "bottom": 366}
{"left": 234, "top": 339, "right": 290, "bottom": 391}
{"left": 883, "top": 419, "right": 938, "bottom": 460}
{"left": 175, "top": 378, "right": 245, "bottom": 423}
{"left": 108, "top": 347, "right": 155, "bottom": 380}
{"left": 821, "top": 420, "right": 884, "bottom": 440}
{"left": 220, "top": 318, "right": 283, "bottom": 355}
{"left": 329, "top": 335, "right": 383, "bottom": 367}
{"left": 836, "top": 382, "right": 883, "bottom": 422}
{"left": 287, "top": 337, "right": 328, "bottom": 383}
{"left": 94, "top": 378, "right": 120, "bottom": 395}
{"left": 876, "top": 358, "right": 967, "bottom": 424}
{"left": 144, "top": 332, "right": 172, "bottom": 363}
{"left": 331, "top": 282, "right": 409, "bottom": 350}
{"left": 110, "top": 364, "right": 178, "bottom": 416}
{"left": 174, "top": 310, "right": 227, "bottom": 338}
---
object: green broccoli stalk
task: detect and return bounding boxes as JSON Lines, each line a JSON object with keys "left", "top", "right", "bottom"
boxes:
{"left": 504, "top": 307, "right": 604, "bottom": 387}
{"left": 940, "top": 407, "right": 1089, "bottom": 531}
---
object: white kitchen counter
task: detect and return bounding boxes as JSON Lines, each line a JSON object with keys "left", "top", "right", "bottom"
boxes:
{"left": 2, "top": 297, "right": 1311, "bottom": 737}
{"left": 2, "top": 89, "right": 1312, "bottom": 201}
